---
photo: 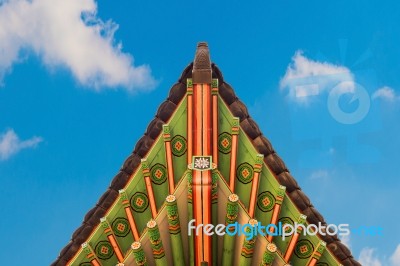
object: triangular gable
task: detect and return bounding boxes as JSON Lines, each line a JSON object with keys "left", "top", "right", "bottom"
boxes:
{"left": 52, "top": 43, "right": 359, "bottom": 266}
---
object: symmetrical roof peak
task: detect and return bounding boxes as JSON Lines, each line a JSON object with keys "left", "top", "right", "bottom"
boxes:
{"left": 192, "top": 42, "right": 212, "bottom": 83}
{"left": 52, "top": 43, "right": 360, "bottom": 266}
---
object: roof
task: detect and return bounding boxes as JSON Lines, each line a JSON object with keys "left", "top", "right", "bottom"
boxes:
{"left": 52, "top": 43, "right": 360, "bottom": 266}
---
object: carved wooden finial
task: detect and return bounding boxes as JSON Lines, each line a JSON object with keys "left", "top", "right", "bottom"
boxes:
{"left": 192, "top": 42, "right": 212, "bottom": 83}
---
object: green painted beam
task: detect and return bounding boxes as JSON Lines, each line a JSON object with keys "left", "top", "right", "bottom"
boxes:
{"left": 221, "top": 194, "right": 239, "bottom": 266}
{"left": 165, "top": 195, "right": 185, "bottom": 266}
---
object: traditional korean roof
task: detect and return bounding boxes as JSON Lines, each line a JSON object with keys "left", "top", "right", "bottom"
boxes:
{"left": 52, "top": 43, "right": 360, "bottom": 266}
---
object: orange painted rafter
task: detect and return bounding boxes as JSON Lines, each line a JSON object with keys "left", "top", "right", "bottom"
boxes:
{"left": 267, "top": 185, "right": 286, "bottom": 242}
{"left": 284, "top": 232, "right": 300, "bottom": 262}
{"left": 212, "top": 79, "right": 219, "bottom": 166}
{"left": 284, "top": 214, "right": 307, "bottom": 262}
{"left": 90, "top": 260, "right": 101, "bottom": 266}
{"left": 191, "top": 41, "right": 213, "bottom": 266}
{"left": 307, "top": 241, "right": 326, "bottom": 266}
{"left": 100, "top": 218, "right": 124, "bottom": 263}
{"left": 202, "top": 83, "right": 212, "bottom": 264}
{"left": 248, "top": 171, "right": 260, "bottom": 217}
{"left": 308, "top": 258, "right": 318, "bottom": 266}
{"left": 267, "top": 204, "right": 282, "bottom": 242}
{"left": 107, "top": 234, "right": 124, "bottom": 262}
{"left": 229, "top": 117, "right": 240, "bottom": 192}
{"left": 248, "top": 154, "right": 264, "bottom": 217}
{"left": 163, "top": 124, "right": 175, "bottom": 193}
{"left": 81, "top": 242, "right": 101, "bottom": 266}
{"left": 192, "top": 83, "right": 204, "bottom": 265}
{"left": 119, "top": 189, "right": 140, "bottom": 241}
{"left": 141, "top": 159, "right": 157, "bottom": 218}
{"left": 124, "top": 207, "right": 139, "bottom": 241}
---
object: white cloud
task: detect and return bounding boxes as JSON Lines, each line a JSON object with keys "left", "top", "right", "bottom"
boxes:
{"left": 280, "top": 51, "right": 355, "bottom": 102}
{"left": 390, "top": 245, "right": 400, "bottom": 266}
{"left": 356, "top": 244, "right": 400, "bottom": 266}
{"left": 0, "top": 0, "right": 155, "bottom": 91}
{"left": 372, "top": 86, "right": 399, "bottom": 102}
{"left": 358, "top": 248, "right": 383, "bottom": 266}
{"left": 0, "top": 129, "right": 43, "bottom": 160}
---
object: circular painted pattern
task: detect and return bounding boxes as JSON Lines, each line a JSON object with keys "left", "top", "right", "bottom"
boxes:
{"left": 131, "top": 241, "right": 142, "bottom": 250}
{"left": 257, "top": 191, "right": 275, "bottom": 212}
{"left": 150, "top": 164, "right": 167, "bottom": 185}
{"left": 278, "top": 217, "right": 294, "bottom": 233}
{"left": 236, "top": 163, "right": 254, "bottom": 184}
{"left": 79, "top": 263, "right": 92, "bottom": 266}
{"left": 266, "top": 243, "right": 277, "bottom": 252}
{"left": 95, "top": 241, "right": 114, "bottom": 260}
{"left": 130, "top": 192, "right": 149, "bottom": 213}
{"left": 218, "top": 132, "right": 232, "bottom": 154}
{"left": 112, "top": 217, "right": 130, "bottom": 237}
{"left": 171, "top": 135, "right": 187, "bottom": 157}
{"left": 316, "top": 263, "right": 329, "bottom": 266}
{"left": 294, "top": 239, "right": 314, "bottom": 259}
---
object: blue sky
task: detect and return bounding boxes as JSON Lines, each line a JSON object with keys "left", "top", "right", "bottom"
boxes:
{"left": 0, "top": 0, "right": 399, "bottom": 265}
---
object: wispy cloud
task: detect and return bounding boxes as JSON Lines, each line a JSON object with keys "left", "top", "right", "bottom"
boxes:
{"left": 280, "top": 51, "right": 354, "bottom": 102}
{"left": 390, "top": 245, "right": 400, "bottom": 266}
{"left": 372, "top": 86, "right": 399, "bottom": 102}
{"left": 359, "top": 248, "right": 383, "bottom": 266}
{"left": 0, "top": 0, "right": 156, "bottom": 91}
{"left": 0, "top": 129, "right": 43, "bottom": 160}
{"left": 357, "top": 245, "right": 400, "bottom": 266}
